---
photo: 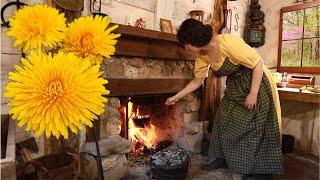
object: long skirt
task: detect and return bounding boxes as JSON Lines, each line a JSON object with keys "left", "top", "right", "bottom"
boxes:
{"left": 209, "top": 61, "right": 284, "bottom": 174}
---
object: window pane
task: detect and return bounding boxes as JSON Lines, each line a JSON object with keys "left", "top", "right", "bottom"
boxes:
{"left": 304, "top": 6, "right": 320, "bottom": 38}
{"left": 282, "top": 10, "right": 304, "bottom": 40}
{"left": 281, "top": 40, "right": 302, "bottom": 67}
{"left": 302, "top": 38, "right": 320, "bottom": 67}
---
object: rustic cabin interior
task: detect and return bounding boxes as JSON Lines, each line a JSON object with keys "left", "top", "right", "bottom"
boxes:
{"left": 1, "top": 0, "right": 319, "bottom": 180}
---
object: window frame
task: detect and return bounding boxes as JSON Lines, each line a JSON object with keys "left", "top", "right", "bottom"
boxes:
{"left": 278, "top": 1, "right": 320, "bottom": 74}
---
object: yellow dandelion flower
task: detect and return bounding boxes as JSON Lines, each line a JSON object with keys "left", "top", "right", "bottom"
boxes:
{"left": 6, "top": 4, "right": 67, "bottom": 53}
{"left": 4, "top": 51, "right": 109, "bottom": 139}
{"left": 63, "top": 15, "right": 121, "bottom": 65}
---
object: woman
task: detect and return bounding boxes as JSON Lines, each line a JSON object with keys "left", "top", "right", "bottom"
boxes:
{"left": 165, "top": 18, "right": 283, "bottom": 179}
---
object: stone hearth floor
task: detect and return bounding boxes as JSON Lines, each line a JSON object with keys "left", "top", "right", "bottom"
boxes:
{"left": 122, "top": 154, "right": 243, "bottom": 180}
{"left": 121, "top": 152, "right": 319, "bottom": 180}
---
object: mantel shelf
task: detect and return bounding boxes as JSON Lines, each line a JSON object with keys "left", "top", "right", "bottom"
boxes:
{"left": 113, "top": 24, "right": 196, "bottom": 61}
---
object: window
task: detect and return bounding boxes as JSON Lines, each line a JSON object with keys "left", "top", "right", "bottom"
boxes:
{"left": 278, "top": 1, "right": 320, "bottom": 74}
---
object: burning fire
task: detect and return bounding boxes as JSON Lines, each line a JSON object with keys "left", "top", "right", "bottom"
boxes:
{"left": 128, "top": 101, "right": 155, "bottom": 153}
{"left": 127, "top": 101, "right": 176, "bottom": 154}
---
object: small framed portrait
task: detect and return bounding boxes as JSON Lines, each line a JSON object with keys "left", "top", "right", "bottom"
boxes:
{"left": 160, "top": 18, "right": 173, "bottom": 33}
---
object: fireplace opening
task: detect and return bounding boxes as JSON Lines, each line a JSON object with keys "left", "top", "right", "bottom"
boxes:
{"left": 118, "top": 94, "right": 184, "bottom": 156}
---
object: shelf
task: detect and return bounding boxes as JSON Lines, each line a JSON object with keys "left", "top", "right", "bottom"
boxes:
{"left": 113, "top": 24, "right": 196, "bottom": 61}
{"left": 278, "top": 88, "right": 320, "bottom": 104}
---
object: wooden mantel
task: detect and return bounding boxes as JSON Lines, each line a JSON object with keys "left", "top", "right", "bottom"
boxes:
{"left": 113, "top": 24, "right": 196, "bottom": 61}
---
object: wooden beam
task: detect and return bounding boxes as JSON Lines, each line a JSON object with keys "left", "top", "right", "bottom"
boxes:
{"left": 113, "top": 24, "right": 196, "bottom": 61}
{"left": 199, "top": 0, "right": 226, "bottom": 124}
{"left": 278, "top": 67, "right": 320, "bottom": 74}
{"left": 106, "top": 78, "right": 192, "bottom": 97}
{"left": 211, "top": 0, "right": 228, "bottom": 33}
{"left": 280, "top": 0, "right": 319, "bottom": 13}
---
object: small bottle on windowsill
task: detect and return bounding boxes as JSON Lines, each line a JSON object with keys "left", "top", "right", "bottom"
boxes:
{"left": 281, "top": 72, "right": 288, "bottom": 83}
{"left": 278, "top": 72, "right": 288, "bottom": 88}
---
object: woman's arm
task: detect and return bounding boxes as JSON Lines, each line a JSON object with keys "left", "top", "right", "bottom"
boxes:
{"left": 245, "top": 59, "right": 263, "bottom": 110}
{"left": 165, "top": 77, "right": 205, "bottom": 105}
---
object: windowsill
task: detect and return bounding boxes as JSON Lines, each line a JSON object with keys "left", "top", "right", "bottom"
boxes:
{"left": 278, "top": 67, "right": 320, "bottom": 74}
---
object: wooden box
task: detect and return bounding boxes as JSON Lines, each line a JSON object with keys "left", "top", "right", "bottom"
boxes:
{"left": 288, "top": 74, "right": 315, "bottom": 88}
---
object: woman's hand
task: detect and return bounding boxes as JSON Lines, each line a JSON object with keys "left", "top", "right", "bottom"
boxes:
{"left": 165, "top": 78, "right": 205, "bottom": 106}
{"left": 246, "top": 59, "right": 263, "bottom": 110}
{"left": 244, "top": 93, "right": 258, "bottom": 110}
{"left": 165, "top": 96, "right": 178, "bottom": 105}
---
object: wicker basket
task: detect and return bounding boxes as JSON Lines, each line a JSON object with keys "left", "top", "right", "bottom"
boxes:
{"left": 35, "top": 153, "right": 80, "bottom": 180}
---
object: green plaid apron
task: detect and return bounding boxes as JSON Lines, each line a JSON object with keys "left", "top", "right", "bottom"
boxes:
{"left": 208, "top": 59, "right": 284, "bottom": 174}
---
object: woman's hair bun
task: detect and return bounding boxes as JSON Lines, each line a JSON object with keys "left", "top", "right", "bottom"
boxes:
{"left": 204, "top": 24, "right": 213, "bottom": 35}
{"left": 177, "top": 18, "right": 213, "bottom": 47}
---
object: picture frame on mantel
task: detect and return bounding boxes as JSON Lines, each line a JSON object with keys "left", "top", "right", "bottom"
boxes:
{"left": 160, "top": 18, "right": 173, "bottom": 33}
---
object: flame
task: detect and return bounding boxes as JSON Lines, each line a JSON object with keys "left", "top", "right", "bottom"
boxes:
{"left": 126, "top": 101, "right": 182, "bottom": 154}
{"left": 127, "top": 101, "right": 159, "bottom": 153}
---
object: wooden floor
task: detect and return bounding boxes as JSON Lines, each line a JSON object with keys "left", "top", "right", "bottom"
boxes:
{"left": 274, "top": 152, "right": 319, "bottom": 180}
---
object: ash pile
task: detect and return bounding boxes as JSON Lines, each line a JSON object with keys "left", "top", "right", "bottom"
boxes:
{"left": 149, "top": 147, "right": 190, "bottom": 180}
{"left": 150, "top": 147, "right": 189, "bottom": 167}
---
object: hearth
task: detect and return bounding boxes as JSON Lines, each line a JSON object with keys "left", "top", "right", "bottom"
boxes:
{"left": 118, "top": 94, "right": 184, "bottom": 156}
{"left": 84, "top": 56, "right": 208, "bottom": 179}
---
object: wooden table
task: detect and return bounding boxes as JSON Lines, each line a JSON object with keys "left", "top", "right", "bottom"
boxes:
{"left": 278, "top": 88, "right": 320, "bottom": 104}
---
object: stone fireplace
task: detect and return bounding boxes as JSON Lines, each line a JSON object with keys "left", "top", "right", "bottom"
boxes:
{"left": 100, "top": 56, "right": 206, "bottom": 153}
{"left": 80, "top": 25, "right": 210, "bottom": 179}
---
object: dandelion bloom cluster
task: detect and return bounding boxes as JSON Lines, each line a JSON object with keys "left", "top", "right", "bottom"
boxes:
{"left": 4, "top": 52, "right": 109, "bottom": 138}
{"left": 6, "top": 4, "right": 67, "bottom": 53}
{"left": 63, "top": 15, "right": 120, "bottom": 65}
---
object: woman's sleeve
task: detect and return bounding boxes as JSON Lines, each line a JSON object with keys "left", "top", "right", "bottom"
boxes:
{"left": 222, "top": 35, "right": 262, "bottom": 69}
{"left": 194, "top": 55, "right": 210, "bottom": 78}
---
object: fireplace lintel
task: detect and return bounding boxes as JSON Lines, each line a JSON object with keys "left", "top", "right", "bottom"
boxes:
{"left": 106, "top": 78, "right": 193, "bottom": 97}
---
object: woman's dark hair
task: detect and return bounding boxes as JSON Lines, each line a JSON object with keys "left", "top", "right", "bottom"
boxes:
{"left": 177, "top": 18, "right": 213, "bottom": 47}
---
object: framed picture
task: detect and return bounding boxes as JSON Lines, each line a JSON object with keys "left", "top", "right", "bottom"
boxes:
{"left": 160, "top": 18, "right": 173, "bottom": 33}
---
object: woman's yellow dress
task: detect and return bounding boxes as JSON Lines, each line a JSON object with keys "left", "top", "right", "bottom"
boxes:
{"left": 195, "top": 34, "right": 283, "bottom": 174}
